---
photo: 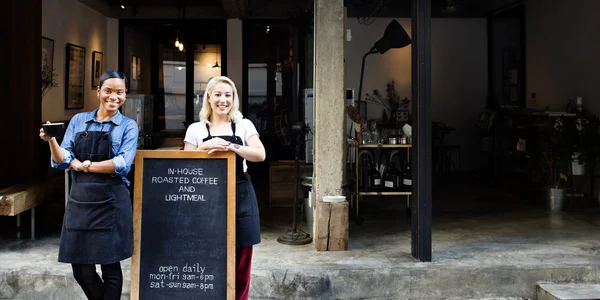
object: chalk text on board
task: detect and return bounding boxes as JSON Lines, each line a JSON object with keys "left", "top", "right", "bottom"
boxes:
{"left": 148, "top": 263, "right": 216, "bottom": 291}
{"left": 167, "top": 167, "right": 204, "bottom": 175}
{"left": 150, "top": 176, "right": 219, "bottom": 185}
{"left": 165, "top": 194, "right": 206, "bottom": 202}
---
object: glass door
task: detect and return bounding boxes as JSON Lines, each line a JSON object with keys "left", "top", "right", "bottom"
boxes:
{"left": 193, "top": 44, "right": 222, "bottom": 122}
{"left": 160, "top": 46, "right": 187, "bottom": 131}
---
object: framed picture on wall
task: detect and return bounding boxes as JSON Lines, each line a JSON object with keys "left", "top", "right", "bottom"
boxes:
{"left": 132, "top": 55, "right": 138, "bottom": 80}
{"left": 65, "top": 43, "right": 86, "bottom": 110}
{"left": 137, "top": 56, "right": 141, "bottom": 79}
{"left": 92, "top": 51, "right": 103, "bottom": 88}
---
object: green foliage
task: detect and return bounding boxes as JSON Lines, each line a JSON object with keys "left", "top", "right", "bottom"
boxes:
{"left": 543, "top": 113, "right": 600, "bottom": 187}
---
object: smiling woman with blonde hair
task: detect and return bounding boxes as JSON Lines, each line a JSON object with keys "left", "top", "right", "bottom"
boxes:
{"left": 184, "top": 76, "right": 265, "bottom": 300}
{"left": 199, "top": 76, "right": 243, "bottom": 124}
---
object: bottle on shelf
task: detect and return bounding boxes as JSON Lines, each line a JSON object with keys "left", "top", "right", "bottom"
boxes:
{"left": 361, "top": 129, "right": 372, "bottom": 144}
{"left": 402, "top": 159, "right": 412, "bottom": 192}
{"left": 368, "top": 163, "right": 381, "bottom": 192}
{"left": 370, "top": 120, "right": 380, "bottom": 144}
{"left": 360, "top": 156, "right": 371, "bottom": 192}
{"left": 358, "top": 150, "right": 375, "bottom": 192}
{"left": 383, "top": 162, "right": 402, "bottom": 191}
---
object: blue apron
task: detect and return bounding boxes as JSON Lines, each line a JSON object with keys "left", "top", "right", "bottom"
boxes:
{"left": 203, "top": 122, "right": 261, "bottom": 247}
{"left": 58, "top": 121, "right": 133, "bottom": 264}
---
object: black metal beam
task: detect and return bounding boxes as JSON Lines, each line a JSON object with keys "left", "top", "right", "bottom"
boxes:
{"left": 411, "top": 0, "right": 432, "bottom": 262}
{"left": 219, "top": 0, "right": 241, "bottom": 18}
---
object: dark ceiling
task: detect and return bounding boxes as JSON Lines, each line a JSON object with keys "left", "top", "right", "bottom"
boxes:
{"left": 79, "top": 0, "right": 507, "bottom": 19}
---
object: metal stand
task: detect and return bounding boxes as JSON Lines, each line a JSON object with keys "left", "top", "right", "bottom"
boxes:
{"left": 278, "top": 129, "right": 312, "bottom": 245}
{"left": 356, "top": 47, "right": 378, "bottom": 119}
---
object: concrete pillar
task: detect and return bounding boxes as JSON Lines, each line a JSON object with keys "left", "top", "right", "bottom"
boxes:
{"left": 312, "top": 0, "right": 346, "bottom": 250}
{"left": 226, "top": 19, "right": 243, "bottom": 92}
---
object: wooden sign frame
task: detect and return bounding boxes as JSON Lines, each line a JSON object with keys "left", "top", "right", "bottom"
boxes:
{"left": 131, "top": 150, "right": 236, "bottom": 300}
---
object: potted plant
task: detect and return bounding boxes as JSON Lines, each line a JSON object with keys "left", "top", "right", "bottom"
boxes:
{"left": 542, "top": 117, "right": 572, "bottom": 211}
{"left": 364, "top": 80, "right": 410, "bottom": 128}
{"left": 569, "top": 113, "right": 600, "bottom": 175}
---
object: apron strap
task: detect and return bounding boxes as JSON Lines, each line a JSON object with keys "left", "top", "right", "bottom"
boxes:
{"left": 231, "top": 122, "right": 236, "bottom": 138}
{"left": 205, "top": 123, "right": 213, "bottom": 139}
{"left": 106, "top": 122, "right": 117, "bottom": 136}
{"left": 81, "top": 121, "right": 94, "bottom": 138}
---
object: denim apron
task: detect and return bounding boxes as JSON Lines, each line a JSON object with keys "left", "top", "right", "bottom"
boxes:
{"left": 58, "top": 121, "right": 134, "bottom": 264}
{"left": 203, "top": 122, "right": 261, "bottom": 247}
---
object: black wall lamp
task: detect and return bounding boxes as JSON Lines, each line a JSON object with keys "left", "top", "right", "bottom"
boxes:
{"left": 356, "top": 19, "right": 412, "bottom": 119}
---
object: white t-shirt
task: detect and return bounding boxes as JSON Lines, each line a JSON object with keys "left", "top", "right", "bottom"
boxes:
{"left": 184, "top": 119, "right": 259, "bottom": 172}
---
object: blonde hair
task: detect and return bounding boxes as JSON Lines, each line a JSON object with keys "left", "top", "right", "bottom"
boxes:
{"left": 199, "top": 76, "right": 243, "bottom": 124}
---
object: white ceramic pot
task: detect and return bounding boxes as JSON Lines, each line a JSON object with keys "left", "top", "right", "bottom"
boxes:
{"left": 572, "top": 152, "right": 586, "bottom": 175}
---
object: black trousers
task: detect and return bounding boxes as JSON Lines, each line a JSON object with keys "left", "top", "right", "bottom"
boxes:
{"left": 72, "top": 262, "right": 123, "bottom": 300}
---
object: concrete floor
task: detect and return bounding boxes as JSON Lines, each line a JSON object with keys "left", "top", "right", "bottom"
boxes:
{"left": 1, "top": 174, "right": 600, "bottom": 299}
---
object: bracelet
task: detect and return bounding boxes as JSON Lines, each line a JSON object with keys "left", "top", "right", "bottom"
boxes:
{"left": 82, "top": 160, "right": 92, "bottom": 172}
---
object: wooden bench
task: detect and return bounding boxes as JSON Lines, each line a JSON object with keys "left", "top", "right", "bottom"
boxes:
{"left": 0, "top": 174, "right": 63, "bottom": 239}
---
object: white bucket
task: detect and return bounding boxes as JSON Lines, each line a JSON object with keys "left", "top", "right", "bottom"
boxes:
{"left": 323, "top": 196, "right": 346, "bottom": 203}
{"left": 548, "top": 188, "right": 565, "bottom": 212}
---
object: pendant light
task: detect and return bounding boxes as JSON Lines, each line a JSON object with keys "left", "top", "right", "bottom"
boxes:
{"left": 212, "top": 49, "right": 220, "bottom": 69}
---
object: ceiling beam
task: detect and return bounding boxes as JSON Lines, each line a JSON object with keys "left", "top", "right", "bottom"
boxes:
{"left": 110, "top": 4, "right": 226, "bottom": 18}
{"left": 238, "top": 0, "right": 250, "bottom": 18}
{"left": 219, "top": 0, "right": 240, "bottom": 18}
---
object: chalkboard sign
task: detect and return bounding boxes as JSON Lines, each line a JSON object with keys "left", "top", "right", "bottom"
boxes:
{"left": 131, "top": 150, "right": 236, "bottom": 300}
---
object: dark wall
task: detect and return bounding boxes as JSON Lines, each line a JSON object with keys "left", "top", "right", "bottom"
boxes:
{"left": 0, "top": 0, "right": 44, "bottom": 189}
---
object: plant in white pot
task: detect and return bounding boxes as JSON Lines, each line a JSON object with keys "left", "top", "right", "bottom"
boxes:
{"left": 569, "top": 113, "right": 600, "bottom": 176}
{"left": 543, "top": 117, "right": 572, "bottom": 211}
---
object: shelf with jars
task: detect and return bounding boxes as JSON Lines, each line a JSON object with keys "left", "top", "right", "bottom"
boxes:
{"left": 350, "top": 121, "right": 413, "bottom": 224}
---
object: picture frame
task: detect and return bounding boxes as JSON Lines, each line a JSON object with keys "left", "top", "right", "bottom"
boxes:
{"left": 132, "top": 55, "right": 138, "bottom": 80}
{"left": 41, "top": 37, "right": 55, "bottom": 79}
{"left": 137, "top": 56, "right": 142, "bottom": 79}
{"left": 92, "top": 51, "right": 104, "bottom": 88}
{"left": 65, "top": 43, "right": 86, "bottom": 110}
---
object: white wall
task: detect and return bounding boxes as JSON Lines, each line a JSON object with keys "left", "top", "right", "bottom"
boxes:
{"left": 42, "top": 0, "right": 117, "bottom": 122}
{"left": 345, "top": 18, "right": 488, "bottom": 170}
{"left": 526, "top": 0, "right": 600, "bottom": 115}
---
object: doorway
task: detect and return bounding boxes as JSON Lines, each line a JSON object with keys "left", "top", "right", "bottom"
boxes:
{"left": 119, "top": 19, "right": 227, "bottom": 144}
{"left": 242, "top": 20, "right": 311, "bottom": 212}
{"left": 488, "top": 2, "right": 526, "bottom": 109}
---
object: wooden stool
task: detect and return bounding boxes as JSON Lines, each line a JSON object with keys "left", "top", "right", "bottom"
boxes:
{"left": 315, "top": 200, "right": 349, "bottom": 251}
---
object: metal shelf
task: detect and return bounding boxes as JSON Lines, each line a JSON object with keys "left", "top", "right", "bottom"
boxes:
{"left": 359, "top": 191, "right": 412, "bottom": 196}
{"left": 358, "top": 144, "right": 412, "bottom": 148}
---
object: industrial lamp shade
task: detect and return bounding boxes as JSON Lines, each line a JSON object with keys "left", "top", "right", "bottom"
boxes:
{"left": 373, "top": 20, "right": 411, "bottom": 54}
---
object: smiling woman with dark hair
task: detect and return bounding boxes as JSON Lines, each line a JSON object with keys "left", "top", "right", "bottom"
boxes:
{"left": 39, "top": 70, "right": 138, "bottom": 300}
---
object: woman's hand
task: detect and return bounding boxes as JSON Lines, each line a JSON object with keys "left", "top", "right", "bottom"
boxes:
{"left": 198, "top": 137, "right": 231, "bottom": 151}
{"left": 207, "top": 142, "right": 238, "bottom": 155}
{"left": 69, "top": 159, "right": 84, "bottom": 172}
{"left": 39, "top": 121, "right": 54, "bottom": 142}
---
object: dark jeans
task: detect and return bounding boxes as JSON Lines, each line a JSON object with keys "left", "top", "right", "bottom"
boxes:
{"left": 72, "top": 262, "right": 123, "bottom": 300}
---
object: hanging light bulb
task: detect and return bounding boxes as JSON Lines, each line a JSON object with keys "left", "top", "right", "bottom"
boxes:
{"left": 178, "top": 43, "right": 184, "bottom": 51}
{"left": 175, "top": 38, "right": 180, "bottom": 48}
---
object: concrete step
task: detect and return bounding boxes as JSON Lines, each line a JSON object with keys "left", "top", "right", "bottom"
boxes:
{"left": 536, "top": 283, "right": 600, "bottom": 300}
